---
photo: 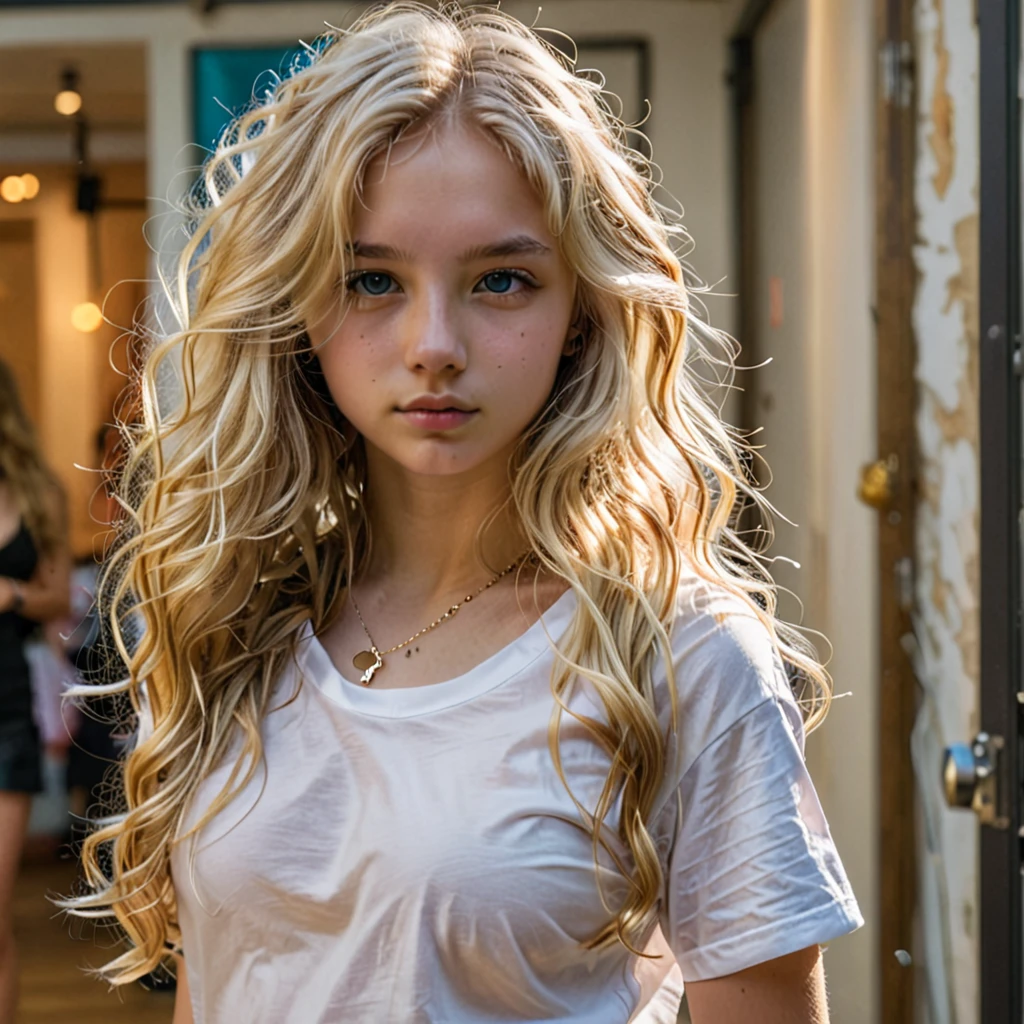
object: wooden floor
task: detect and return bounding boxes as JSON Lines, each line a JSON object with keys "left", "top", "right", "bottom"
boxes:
{"left": 14, "top": 860, "right": 173, "bottom": 1024}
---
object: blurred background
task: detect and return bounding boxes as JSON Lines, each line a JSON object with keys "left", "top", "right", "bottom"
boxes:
{"left": 0, "top": 0, "right": 1002, "bottom": 1022}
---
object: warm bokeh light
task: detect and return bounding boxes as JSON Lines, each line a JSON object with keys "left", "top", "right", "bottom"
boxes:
{"left": 19, "top": 173, "right": 40, "bottom": 200}
{"left": 54, "top": 89, "right": 82, "bottom": 116}
{"left": 0, "top": 176, "right": 26, "bottom": 203}
{"left": 71, "top": 302, "right": 104, "bottom": 333}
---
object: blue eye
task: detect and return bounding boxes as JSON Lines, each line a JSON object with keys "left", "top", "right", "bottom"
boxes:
{"left": 478, "top": 270, "right": 535, "bottom": 294}
{"left": 348, "top": 272, "right": 395, "bottom": 296}
{"left": 346, "top": 269, "right": 535, "bottom": 298}
{"left": 482, "top": 271, "right": 514, "bottom": 293}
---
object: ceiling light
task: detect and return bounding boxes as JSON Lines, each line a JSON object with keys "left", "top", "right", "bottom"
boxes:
{"left": 55, "top": 67, "right": 82, "bottom": 117}
{"left": 0, "top": 176, "right": 26, "bottom": 203}
{"left": 71, "top": 302, "right": 104, "bottom": 333}
{"left": 55, "top": 90, "right": 82, "bottom": 116}
{"left": 19, "top": 174, "right": 40, "bottom": 200}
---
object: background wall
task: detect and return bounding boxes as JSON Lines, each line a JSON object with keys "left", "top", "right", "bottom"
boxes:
{"left": 805, "top": 0, "right": 878, "bottom": 1017}
{"left": 742, "top": 0, "right": 878, "bottom": 1018}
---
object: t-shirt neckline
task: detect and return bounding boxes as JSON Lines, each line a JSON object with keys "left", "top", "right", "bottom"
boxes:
{"left": 297, "top": 587, "right": 578, "bottom": 719}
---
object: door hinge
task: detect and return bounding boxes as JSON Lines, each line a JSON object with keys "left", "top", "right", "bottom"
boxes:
{"left": 880, "top": 40, "right": 914, "bottom": 109}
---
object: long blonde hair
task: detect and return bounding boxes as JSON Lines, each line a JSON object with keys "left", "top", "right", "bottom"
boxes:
{"left": 0, "top": 359, "right": 64, "bottom": 555}
{"left": 67, "top": 1, "right": 830, "bottom": 983}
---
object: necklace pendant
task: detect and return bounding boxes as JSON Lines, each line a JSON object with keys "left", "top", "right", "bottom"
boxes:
{"left": 353, "top": 647, "right": 383, "bottom": 685}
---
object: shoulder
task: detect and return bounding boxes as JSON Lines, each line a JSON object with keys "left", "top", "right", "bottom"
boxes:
{"left": 655, "top": 573, "right": 800, "bottom": 778}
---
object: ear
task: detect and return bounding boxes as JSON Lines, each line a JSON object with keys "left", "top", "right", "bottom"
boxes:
{"left": 562, "top": 328, "right": 584, "bottom": 358}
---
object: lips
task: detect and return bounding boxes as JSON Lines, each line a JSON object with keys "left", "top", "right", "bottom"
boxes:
{"left": 398, "top": 395, "right": 476, "bottom": 413}
{"left": 396, "top": 397, "right": 478, "bottom": 432}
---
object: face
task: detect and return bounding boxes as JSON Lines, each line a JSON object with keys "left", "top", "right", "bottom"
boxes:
{"left": 307, "top": 119, "right": 577, "bottom": 480}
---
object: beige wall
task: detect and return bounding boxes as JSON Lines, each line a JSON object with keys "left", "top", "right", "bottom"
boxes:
{"left": 804, "top": 0, "right": 878, "bottom": 1019}
{"left": 743, "top": 0, "right": 878, "bottom": 1018}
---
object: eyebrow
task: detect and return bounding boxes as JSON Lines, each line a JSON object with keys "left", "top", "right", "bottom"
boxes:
{"left": 346, "top": 234, "right": 552, "bottom": 263}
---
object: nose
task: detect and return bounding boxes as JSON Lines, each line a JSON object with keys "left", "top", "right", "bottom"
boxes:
{"left": 401, "top": 288, "right": 467, "bottom": 376}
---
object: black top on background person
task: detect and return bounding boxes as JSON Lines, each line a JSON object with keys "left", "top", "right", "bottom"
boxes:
{"left": 0, "top": 521, "right": 42, "bottom": 790}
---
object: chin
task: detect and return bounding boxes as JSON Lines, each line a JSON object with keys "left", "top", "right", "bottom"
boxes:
{"left": 375, "top": 439, "right": 505, "bottom": 478}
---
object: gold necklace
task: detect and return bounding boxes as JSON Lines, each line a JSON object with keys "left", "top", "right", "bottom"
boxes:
{"left": 349, "top": 555, "right": 528, "bottom": 686}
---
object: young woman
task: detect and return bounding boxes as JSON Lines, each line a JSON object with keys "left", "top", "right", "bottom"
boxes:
{"left": 69, "top": 4, "right": 863, "bottom": 1021}
{"left": 0, "top": 359, "right": 70, "bottom": 1019}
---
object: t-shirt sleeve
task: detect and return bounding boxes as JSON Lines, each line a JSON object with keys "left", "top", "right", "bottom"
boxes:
{"left": 656, "top": 594, "right": 863, "bottom": 981}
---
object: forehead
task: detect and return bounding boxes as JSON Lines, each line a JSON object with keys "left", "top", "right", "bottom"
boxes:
{"left": 353, "top": 121, "right": 552, "bottom": 249}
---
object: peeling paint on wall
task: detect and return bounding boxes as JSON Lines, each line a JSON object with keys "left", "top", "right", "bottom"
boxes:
{"left": 928, "top": 0, "right": 955, "bottom": 199}
{"left": 911, "top": 1, "right": 979, "bottom": 1023}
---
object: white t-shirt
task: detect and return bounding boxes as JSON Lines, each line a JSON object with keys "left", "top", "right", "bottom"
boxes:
{"left": 164, "top": 576, "right": 862, "bottom": 1023}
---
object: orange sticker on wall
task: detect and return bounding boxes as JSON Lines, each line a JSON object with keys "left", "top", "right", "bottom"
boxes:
{"left": 769, "top": 276, "right": 784, "bottom": 329}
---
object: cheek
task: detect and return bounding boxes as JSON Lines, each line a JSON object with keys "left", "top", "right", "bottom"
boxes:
{"left": 487, "top": 326, "right": 565, "bottom": 405}
{"left": 316, "top": 328, "right": 384, "bottom": 419}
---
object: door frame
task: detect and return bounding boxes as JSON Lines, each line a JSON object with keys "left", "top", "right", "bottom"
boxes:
{"left": 871, "top": 0, "right": 918, "bottom": 1021}
{"left": 729, "top": 1, "right": 917, "bottom": 1020}
{"left": 977, "top": 0, "right": 1022, "bottom": 1019}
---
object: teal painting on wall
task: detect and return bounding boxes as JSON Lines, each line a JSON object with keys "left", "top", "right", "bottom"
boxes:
{"left": 192, "top": 45, "right": 316, "bottom": 151}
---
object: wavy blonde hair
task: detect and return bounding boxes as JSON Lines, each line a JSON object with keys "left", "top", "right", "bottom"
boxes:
{"left": 66, "top": 1, "right": 830, "bottom": 983}
{"left": 0, "top": 359, "right": 65, "bottom": 554}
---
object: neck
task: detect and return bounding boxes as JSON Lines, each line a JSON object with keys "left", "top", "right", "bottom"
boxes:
{"left": 358, "top": 444, "right": 527, "bottom": 600}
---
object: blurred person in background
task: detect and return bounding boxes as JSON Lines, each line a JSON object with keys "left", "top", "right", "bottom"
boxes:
{"left": 0, "top": 358, "right": 71, "bottom": 1019}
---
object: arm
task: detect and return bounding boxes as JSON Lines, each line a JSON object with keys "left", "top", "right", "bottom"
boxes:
{"left": 686, "top": 945, "right": 829, "bottom": 1024}
{"left": 172, "top": 955, "right": 194, "bottom": 1024}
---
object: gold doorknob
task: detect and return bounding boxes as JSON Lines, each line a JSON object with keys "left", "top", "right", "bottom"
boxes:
{"left": 858, "top": 458, "right": 894, "bottom": 509}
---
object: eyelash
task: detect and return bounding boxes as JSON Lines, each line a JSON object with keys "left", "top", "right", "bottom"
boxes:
{"left": 343, "top": 268, "right": 538, "bottom": 298}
